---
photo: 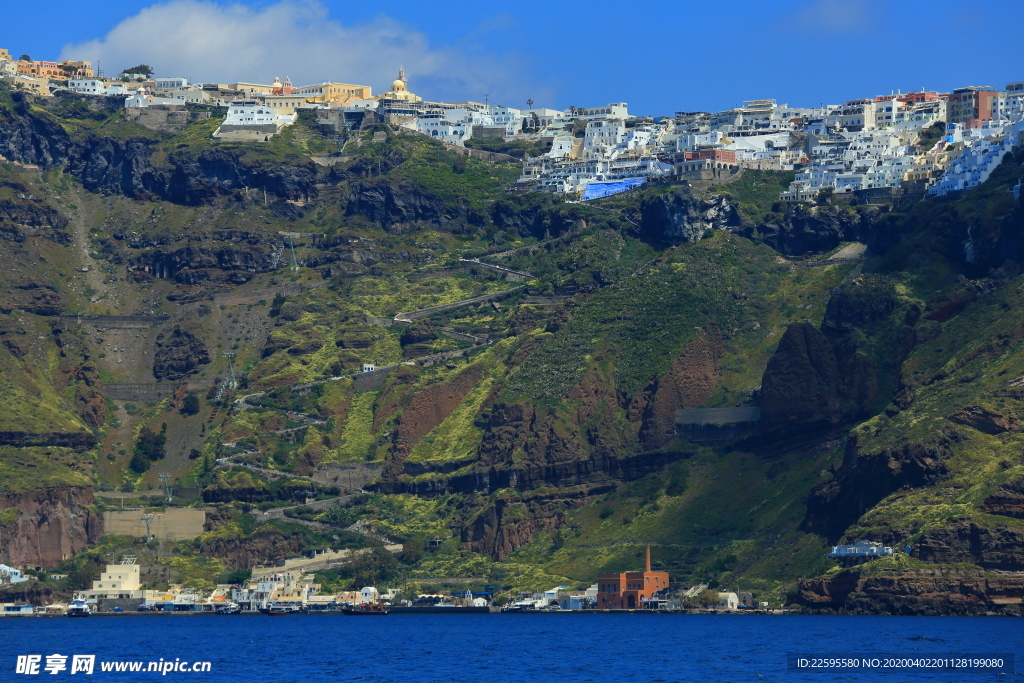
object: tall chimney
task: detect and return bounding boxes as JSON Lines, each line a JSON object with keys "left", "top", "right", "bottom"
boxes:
{"left": 645, "top": 544, "right": 651, "bottom": 572}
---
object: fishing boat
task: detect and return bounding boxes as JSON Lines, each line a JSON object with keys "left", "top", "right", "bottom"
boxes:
{"left": 67, "top": 600, "right": 92, "bottom": 617}
{"left": 341, "top": 603, "right": 389, "bottom": 615}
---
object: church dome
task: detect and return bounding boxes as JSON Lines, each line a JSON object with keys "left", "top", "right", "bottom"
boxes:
{"left": 392, "top": 79, "right": 406, "bottom": 91}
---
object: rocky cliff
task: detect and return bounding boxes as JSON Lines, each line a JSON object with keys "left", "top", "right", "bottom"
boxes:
{"left": 0, "top": 98, "right": 317, "bottom": 204}
{"left": 0, "top": 486, "right": 102, "bottom": 567}
{"left": 796, "top": 564, "right": 1024, "bottom": 615}
{"left": 748, "top": 203, "right": 879, "bottom": 256}
{"left": 640, "top": 190, "right": 752, "bottom": 242}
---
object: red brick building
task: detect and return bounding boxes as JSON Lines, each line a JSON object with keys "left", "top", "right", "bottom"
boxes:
{"left": 596, "top": 546, "right": 669, "bottom": 609}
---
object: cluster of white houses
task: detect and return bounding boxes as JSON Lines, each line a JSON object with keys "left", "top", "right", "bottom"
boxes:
{"left": 4, "top": 44, "right": 1024, "bottom": 202}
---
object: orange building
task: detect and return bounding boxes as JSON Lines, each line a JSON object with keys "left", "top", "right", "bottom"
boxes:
{"left": 17, "top": 60, "right": 64, "bottom": 79}
{"left": 596, "top": 545, "right": 669, "bottom": 609}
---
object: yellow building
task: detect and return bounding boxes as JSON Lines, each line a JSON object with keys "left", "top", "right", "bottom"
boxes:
{"left": 59, "top": 60, "right": 94, "bottom": 78}
{"left": 374, "top": 67, "right": 421, "bottom": 103}
{"left": 294, "top": 82, "right": 372, "bottom": 107}
{"left": 0, "top": 49, "right": 11, "bottom": 61}
{"left": 231, "top": 81, "right": 276, "bottom": 95}
{"left": 12, "top": 75, "right": 50, "bottom": 96}
{"left": 264, "top": 94, "right": 311, "bottom": 116}
{"left": 72, "top": 558, "right": 144, "bottom": 600}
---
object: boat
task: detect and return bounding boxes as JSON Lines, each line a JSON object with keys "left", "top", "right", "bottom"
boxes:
{"left": 67, "top": 600, "right": 92, "bottom": 617}
{"left": 341, "top": 603, "right": 389, "bottom": 615}
{"left": 217, "top": 602, "right": 241, "bottom": 614}
{"left": 262, "top": 601, "right": 304, "bottom": 615}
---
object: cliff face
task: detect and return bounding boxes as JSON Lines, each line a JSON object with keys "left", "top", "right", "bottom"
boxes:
{"left": 192, "top": 527, "right": 328, "bottom": 570}
{"left": 0, "top": 486, "right": 102, "bottom": 567}
{"left": 345, "top": 180, "right": 485, "bottom": 234}
{"left": 640, "top": 190, "right": 752, "bottom": 242}
{"left": 796, "top": 565, "right": 1024, "bottom": 615}
{"left": 804, "top": 437, "right": 952, "bottom": 541}
{"left": 915, "top": 521, "right": 1024, "bottom": 570}
{"left": 746, "top": 204, "right": 879, "bottom": 256}
{"left": 0, "top": 101, "right": 317, "bottom": 205}
{"left": 152, "top": 328, "right": 211, "bottom": 380}
{"left": 0, "top": 100, "right": 71, "bottom": 167}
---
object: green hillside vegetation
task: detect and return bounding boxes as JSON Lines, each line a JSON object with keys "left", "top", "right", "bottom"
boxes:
{"left": 5, "top": 83, "right": 1024, "bottom": 610}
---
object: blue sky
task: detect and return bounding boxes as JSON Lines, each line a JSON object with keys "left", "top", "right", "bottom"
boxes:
{"left": 3, "top": 0, "right": 1023, "bottom": 115}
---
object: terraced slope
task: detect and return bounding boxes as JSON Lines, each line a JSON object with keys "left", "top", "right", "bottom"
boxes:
{"left": 2, "top": 82, "right": 1024, "bottom": 612}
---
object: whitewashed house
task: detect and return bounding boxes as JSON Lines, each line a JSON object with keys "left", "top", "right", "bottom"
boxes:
{"left": 223, "top": 101, "right": 278, "bottom": 125}
{"left": 68, "top": 79, "right": 106, "bottom": 95}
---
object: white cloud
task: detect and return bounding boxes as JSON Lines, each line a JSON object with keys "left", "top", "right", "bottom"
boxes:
{"left": 786, "top": 0, "right": 881, "bottom": 32}
{"left": 59, "top": 0, "right": 543, "bottom": 104}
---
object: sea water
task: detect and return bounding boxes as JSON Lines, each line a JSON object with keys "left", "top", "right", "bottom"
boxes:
{"left": 2, "top": 614, "right": 1022, "bottom": 682}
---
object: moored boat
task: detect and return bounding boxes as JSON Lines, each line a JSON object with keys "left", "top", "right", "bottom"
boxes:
{"left": 67, "top": 600, "right": 92, "bottom": 617}
{"left": 341, "top": 603, "right": 389, "bottom": 615}
{"left": 262, "top": 601, "right": 304, "bottom": 615}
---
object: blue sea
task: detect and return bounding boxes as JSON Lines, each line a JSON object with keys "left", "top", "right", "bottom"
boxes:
{"left": 2, "top": 613, "right": 1022, "bottom": 682}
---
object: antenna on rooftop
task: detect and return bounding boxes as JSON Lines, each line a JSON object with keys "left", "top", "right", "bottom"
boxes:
{"left": 141, "top": 513, "right": 154, "bottom": 543}
{"left": 158, "top": 473, "right": 172, "bottom": 502}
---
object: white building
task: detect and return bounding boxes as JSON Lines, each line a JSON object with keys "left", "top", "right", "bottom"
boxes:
{"left": 223, "top": 100, "right": 278, "bottom": 125}
{"left": 72, "top": 558, "right": 145, "bottom": 601}
{"left": 0, "top": 564, "right": 28, "bottom": 584}
{"left": 583, "top": 119, "right": 626, "bottom": 159}
{"left": 489, "top": 106, "right": 523, "bottom": 136}
{"left": 994, "top": 81, "right": 1024, "bottom": 123}
{"left": 929, "top": 123, "right": 1021, "bottom": 197}
{"left": 718, "top": 592, "right": 739, "bottom": 609}
{"left": 576, "top": 102, "right": 629, "bottom": 120}
{"left": 124, "top": 87, "right": 182, "bottom": 108}
{"left": 415, "top": 107, "right": 494, "bottom": 145}
{"left": 829, "top": 100, "right": 876, "bottom": 131}
{"left": 153, "top": 77, "right": 188, "bottom": 90}
{"left": 68, "top": 79, "right": 107, "bottom": 95}
{"left": 546, "top": 135, "right": 574, "bottom": 159}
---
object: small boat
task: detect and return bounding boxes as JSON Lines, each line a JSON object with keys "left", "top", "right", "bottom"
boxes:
{"left": 217, "top": 603, "right": 241, "bottom": 614}
{"left": 341, "top": 603, "right": 389, "bottom": 615}
{"left": 67, "top": 601, "right": 91, "bottom": 617}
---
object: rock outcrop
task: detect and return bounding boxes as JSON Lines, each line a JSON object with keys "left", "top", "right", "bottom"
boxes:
{"left": 947, "top": 405, "right": 1019, "bottom": 434}
{"left": 980, "top": 478, "right": 1024, "bottom": 519}
{"left": 0, "top": 100, "right": 317, "bottom": 205}
{"left": 345, "top": 180, "right": 485, "bottom": 234}
{"left": 796, "top": 565, "right": 1024, "bottom": 615}
{"left": 0, "top": 432, "right": 98, "bottom": 451}
{"left": 915, "top": 521, "right": 1024, "bottom": 569}
{"left": 759, "top": 323, "right": 843, "bottom": 433}
{"left": 640, "top": 189, "right": 752, "bottom": 242}
{"left": 640, "top": 326, "right": 723, "bottom": 449}
{"left": 804, "top": 436, "right": 952, "bottom": 541}
{"left": 0, "top": 486, "right": 103, "bottom": 567}
{"left": 461, "top": 486, "right": 611, "bottom": 560}
{"left": 153, "top": 328, "right": 210, "bottom": 380}
{"left": 742, "top": 203, "right": 879, "bottom": 256}
{"left": 382, "top": 363, "right": 487, "bottom": 479}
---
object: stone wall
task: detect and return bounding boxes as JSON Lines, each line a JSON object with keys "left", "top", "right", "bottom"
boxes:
{"left": 312, "top": 462, "right": 385, "bottom": 488}
{"left": 103, "top": 508, "right": 206, "bottom": 541}
{"left": 122, "top": 107, "right": 210, "bottom": 133}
